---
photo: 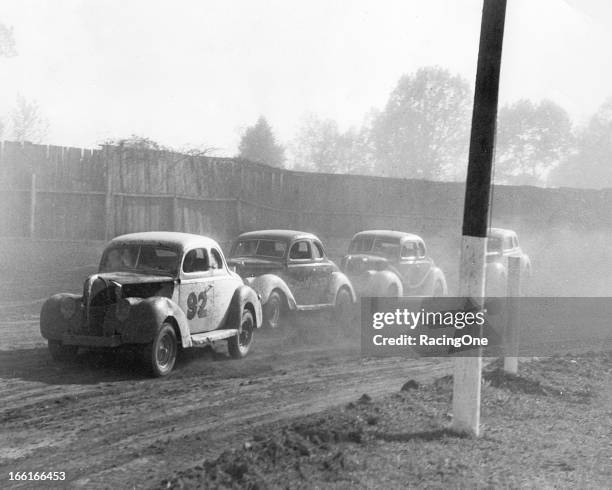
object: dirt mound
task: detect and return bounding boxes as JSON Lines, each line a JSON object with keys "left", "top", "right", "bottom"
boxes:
{"left": 160, "top": 409, "right": 368, "bottom": 489}
{"left": 484, "top": 368, "right": 549, "bottom": 395}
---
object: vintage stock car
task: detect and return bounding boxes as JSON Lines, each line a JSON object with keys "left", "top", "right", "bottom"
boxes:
{"left": 40, "top": 232, "right": 263, "bottom": 377}
{"left": 341, "top": 230, "right": 448, "bottom": 297}
{"left": 486, "top": 227, "right": 532, "bottom": 295}
{"left": 227, "top": 230, "right": 356, "bottom": 329}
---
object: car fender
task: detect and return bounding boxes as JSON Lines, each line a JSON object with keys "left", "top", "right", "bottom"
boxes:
{"left": 40, "top": 293, "right": 83, "bottom": 340}
{"left": 222, "top": 284, "right": 263, "bottom": 330}
{"left": 327, "top": 271, "right": 357, "bottom": 303}
{"left": 244, "top": 274, "right": 297, "bottom": 310}
{"left": 421, "top": 267, "right": 448, "bottom": 295}
{"left": 118, "top": 296, "right": 192, "bottom": 347}
{"left": 364, "top": 270, "right": 404, "bottom": 297}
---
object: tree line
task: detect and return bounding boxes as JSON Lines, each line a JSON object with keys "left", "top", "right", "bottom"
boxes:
{"left": 0, "top": 22, "right": 49, "bottom": 144}
{"left": 239, "top": 66, "right": 612, "bottom": 189}
{"left": 3, "top": 14, "right": 610, "bottom": 190}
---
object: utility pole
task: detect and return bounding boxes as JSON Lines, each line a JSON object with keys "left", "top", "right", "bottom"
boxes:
{"left": 453, "top": 0, "right": 507, "bottom": 436}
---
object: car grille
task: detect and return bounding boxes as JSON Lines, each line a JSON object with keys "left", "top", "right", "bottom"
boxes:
{"left": 80, "top": 276, "right": 117, "bottom": 336}
{"left": 346, "top": 259, "right": 367, "bottom": 275}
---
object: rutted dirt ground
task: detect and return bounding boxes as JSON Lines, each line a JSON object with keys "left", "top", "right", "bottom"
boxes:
{"left": 0, "top": 317, "right": 453, "bottom": 489}
{"left": 1, "top": 266, "right": 610, "bottom": 489}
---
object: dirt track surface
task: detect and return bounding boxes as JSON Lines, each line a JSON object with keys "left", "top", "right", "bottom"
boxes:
{"left": 0, "top": 316, "right": 452, "bottom": 489}
{"left": 2, "top": 267, "right": 610, "bottom": 489}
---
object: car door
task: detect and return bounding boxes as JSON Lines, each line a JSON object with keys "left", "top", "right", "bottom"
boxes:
{"left": 208, "top": 247, "right": 237, "bottom": 329}
{"left": 310, "top": 239, "right": 335, "bottom": 304}
{"left": 285, "top": 240, "right": 317, "bottom": 305}
{"left": 397, "top": 240, "right": 429, "bottom": 291}
{"left": 180, "top": 247, "right": 215, "bottom": 334}
{"left": 413, "top": 240, "right": 433, "bottom": 289}
{"left": 396, "top": 240, "right": 419, "bottom": 290}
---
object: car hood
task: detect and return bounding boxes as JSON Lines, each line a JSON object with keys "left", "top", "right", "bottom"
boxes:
{"left": 343, "top": 254, "right": 392, "bottom": 274}
{"left": 90, "top": 271, "right": 175, "bottom": 285}
{"left": 228, "top": 257, "right": 284, "bottom": 277}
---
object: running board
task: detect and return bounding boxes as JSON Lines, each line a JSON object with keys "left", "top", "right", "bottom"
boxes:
{"left": 190, "top": 329, "right": 238, "bottom": 346}
{"left": 295, "top": 303, "right": 334, "bottom": 312}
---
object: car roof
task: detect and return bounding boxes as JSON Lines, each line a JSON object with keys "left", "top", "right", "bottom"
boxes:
{"left": 236, "top": 229, "right": 319, "bottom": 242}
{"left": 109, "top": 231, "right": 221, "bottom": 252}
{"left": 489, "top": 228, "right": 516, "bottom": 239}
{"left": 351, "top": 230, "right": 423, "bottom": 242}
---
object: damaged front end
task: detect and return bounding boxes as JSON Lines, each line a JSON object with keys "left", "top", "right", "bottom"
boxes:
{"left": 40, "top": 272, "right": 175, "bottom": 348}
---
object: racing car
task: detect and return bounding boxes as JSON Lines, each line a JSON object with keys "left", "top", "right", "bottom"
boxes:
{"left": 40, "top": 232, "right": 263, "bottom": 376}
{"left": 228, "top": 230, "right": 356, "bottom": 330}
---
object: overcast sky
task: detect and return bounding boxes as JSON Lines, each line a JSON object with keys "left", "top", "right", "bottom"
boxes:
{"left": 1, "top": 0, "right": 611, "bottom": 155}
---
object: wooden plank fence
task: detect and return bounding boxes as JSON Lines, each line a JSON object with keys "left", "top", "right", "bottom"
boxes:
{"left": 2, "top": 140, "right": 612, "bottom": 251}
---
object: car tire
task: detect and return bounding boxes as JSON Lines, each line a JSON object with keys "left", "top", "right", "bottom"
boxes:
{"left": 48, "top": 340, "right": 78, "bottom": 362}
{"left": 263, "top": 290, "right": 284, "bottom": 329}
{"left": 228, "top": 308, "right": 254, "bottom": 359}
{"left": 333, "top": 288, "right": 353, "bottom": 333}
{"left": 142, "top": 322, "right": 178, "bottom": 377}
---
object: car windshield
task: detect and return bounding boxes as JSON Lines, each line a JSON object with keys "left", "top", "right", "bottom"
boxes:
{"left": 349, "top": 236, "right": 400, "bottom": 259}
{"left": 99, "top": 244, "right": 180, "bottom": 275}
{"left": 487, "top": 236, "right": 502, "bottom": 253}
{"left": 231, "top": 239, "right": 287, "bottom": 258}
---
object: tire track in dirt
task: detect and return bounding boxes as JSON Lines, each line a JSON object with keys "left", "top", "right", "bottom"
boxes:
{"left": 0, "top": 320, "right": 451, "bottom": 488}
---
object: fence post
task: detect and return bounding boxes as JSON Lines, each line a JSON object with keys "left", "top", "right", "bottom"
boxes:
{"left": 29, "top": 173, "right": 36, "bottom": 238}
{"left": 171, "top": 195, "right": 180, "bottom": 231}
{"left": 235, "top": 164, "right": 244, "bottom": 233}
{"left": 104, "top": 147, "right": 115, "bottom": 240}
{"left": 503, "top": 256, "right": 522, "bottom": 374}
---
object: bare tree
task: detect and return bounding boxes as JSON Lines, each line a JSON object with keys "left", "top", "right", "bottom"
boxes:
{"left": 10, "top": 95, "right": 49, "bottom": 143}
{"left": 103, "top": 135, "right": 219, "bottom": 164}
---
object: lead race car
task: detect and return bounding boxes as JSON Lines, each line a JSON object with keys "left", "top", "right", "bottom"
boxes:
{"left": 341, "top": 230, "right": 448, "bottom": 297}
{"left": 227, "top": 230, "right": 356, "bottom": 330}
{"left": 40, "top": 232, "right": 262, "bottom": 377}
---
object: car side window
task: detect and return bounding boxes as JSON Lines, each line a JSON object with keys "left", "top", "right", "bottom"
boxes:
{"left": 401, "top": 242, "right": 418, "bottom": 259}
{"left": 210, "top": 248, "right": 223, "bottom": 270}
{"left": 512, "top": 236, "right": 519, "bottom": 248}
{"left": 312, "top": 241, "right": 325, "bottom": 259}
{"left": 183, "top": 248, "right": 209, "bottom": 273}
{"left": 417, "top": 241, "right": 426, "bottom": 258}
{"left": 503, "top": 236, "right": 513, "bottom": 251}
{"left": 289, "top": 240, "right": 312, "bottom": 260}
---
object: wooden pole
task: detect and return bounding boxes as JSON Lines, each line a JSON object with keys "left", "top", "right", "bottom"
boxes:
{"left": 503, "top": 256, "right": 521, "bottom": 374}
{"left": 452, "top": 0, "right": 507, "bottom": 437}
{"left": 29, "top": 173, "right": 36, "bottom": 239}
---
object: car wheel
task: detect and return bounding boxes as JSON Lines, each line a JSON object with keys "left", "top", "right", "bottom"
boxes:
{"left": 142, "top": 322, "right": 178, "bottom": 377}
{"left": 228, "top": 308, "right": 254, "bottom": 359}
{"left": 263, "top": 290, "right": 284, "bottom": 329}
{"left": 48, "top": 340, "right": 78, "bottom": 362}
{"left": 333, "top": 288, "right": 353, "bottom": 333}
